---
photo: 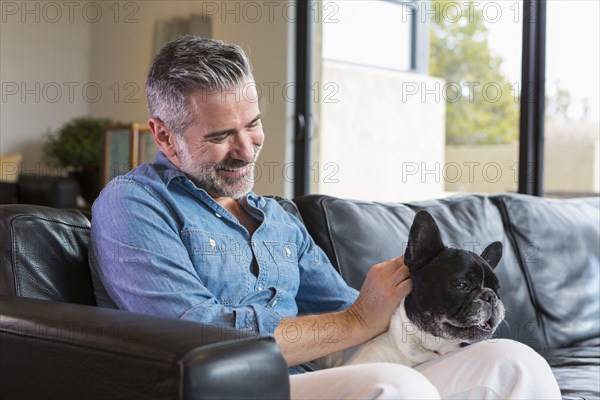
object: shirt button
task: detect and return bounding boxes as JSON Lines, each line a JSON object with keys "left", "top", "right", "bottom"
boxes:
{"left": 257, "top": 286, "right": 263, "bottom": 291}
{"left": 215, "top": 212, "right": 222, "bottom": 218}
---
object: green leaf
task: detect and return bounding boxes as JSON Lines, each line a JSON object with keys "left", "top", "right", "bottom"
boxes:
{"left": 44, "top": 116, "right": 116, "bottom": 169}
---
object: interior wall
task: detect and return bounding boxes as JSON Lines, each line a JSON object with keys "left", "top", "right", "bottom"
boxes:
{"left": 88, "top": 1, "right": 293, "bottom": 196}
{"left": 1, "top": 1, "right": 293, "bottom": 196}
{"left": 0, "top": 2, "right": 92, "bottom": 174}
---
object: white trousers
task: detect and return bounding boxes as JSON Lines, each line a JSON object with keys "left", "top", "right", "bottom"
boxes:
{"left": 290, "top": 339, "right": 561, "bottom": 399}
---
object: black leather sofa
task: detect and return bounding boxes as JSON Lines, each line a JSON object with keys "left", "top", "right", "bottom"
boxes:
{"left": 1, "top": 193, "right": 599, "bottom": 399}
{"left": 294, "top": 193, "right": 600, "bottom": 400}
{"left": 0, "top": 204, "right": 289, "bottom": 400}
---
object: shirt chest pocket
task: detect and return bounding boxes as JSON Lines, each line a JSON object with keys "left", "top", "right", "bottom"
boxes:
{"left": 263, "top": 241, "right": 298, "bottom": 263}
{"left": 263, "top": 241, "right": 300, "bottom": 291}
{"left": 181, "top": 229, "right": 251, "bottom": 304}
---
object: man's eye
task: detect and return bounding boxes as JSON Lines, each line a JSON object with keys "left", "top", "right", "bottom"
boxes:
{"left": 209, "top": 136, "right": 227, "bottom": 144}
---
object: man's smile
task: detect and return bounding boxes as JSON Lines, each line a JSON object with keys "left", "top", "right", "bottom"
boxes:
{"left": 219, "top": 164, "right": 251, "bottom": 178}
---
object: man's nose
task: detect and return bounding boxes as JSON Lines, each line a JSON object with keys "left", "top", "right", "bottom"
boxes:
{"left": 230, "top": 133, "right": 257, "bottom": 162}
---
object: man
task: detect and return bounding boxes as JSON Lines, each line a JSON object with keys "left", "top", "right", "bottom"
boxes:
{"left": 90, "top": 36, "right": 560, "bottom": 399}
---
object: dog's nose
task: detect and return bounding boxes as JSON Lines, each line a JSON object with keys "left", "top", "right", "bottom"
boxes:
{"left": 481, "top": 290, "right": 496, "bottom": 305}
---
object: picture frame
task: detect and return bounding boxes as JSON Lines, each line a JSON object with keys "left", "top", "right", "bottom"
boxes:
{"left": 102, "top": 123, "right": 154, "bottom": 186}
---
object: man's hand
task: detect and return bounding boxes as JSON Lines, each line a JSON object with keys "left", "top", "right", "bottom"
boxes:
{"left": 347, "top": 256, "right": 412, "bottom": 339}
{"left": 274, "top": 256, "right": 412, "bottom": 367}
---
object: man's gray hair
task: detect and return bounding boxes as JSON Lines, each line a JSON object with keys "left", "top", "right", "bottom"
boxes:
{"left": 146, "top": 35, "right": 253, "bottom": 135}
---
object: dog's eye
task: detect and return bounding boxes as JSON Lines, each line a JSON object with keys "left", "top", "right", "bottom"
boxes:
{"left": 455, "top": 282, "right": 470, "bottom": 292}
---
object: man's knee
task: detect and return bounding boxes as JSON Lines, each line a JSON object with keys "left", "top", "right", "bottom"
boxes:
{"left": 471, "top": 339, "right": 544, "bottom": 364}
{"left": 359, "top": 363, "right": 440, "bottom": 399}
{"left": 468, "top": 339, "right": 556, "bottom": 380}
{"left": 291, "top": 363, "right": 440, "bottom": 400}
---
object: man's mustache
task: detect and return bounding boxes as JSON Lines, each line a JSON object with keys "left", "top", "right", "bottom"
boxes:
{"left": 213, "top": 146, "right": 262, "bottom": 170}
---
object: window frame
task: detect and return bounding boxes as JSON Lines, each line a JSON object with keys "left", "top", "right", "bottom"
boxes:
{"left": 294, "top": 0, "right": 547, "bottom": 197}
{"left": 518, "top": 0, "right": 546, "bottom": 196}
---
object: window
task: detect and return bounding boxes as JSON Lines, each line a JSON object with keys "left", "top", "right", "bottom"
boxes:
{"left": 309, "top": 0, "right": 524, "bottom": 201}
{"left": 322, "top": 1, "right": 415, "bottom": 71}
{"left": 543, "top": 0, "right": 599, "bottom": 197}
{"left": 434, "top": 0, "right": 522, "bottom": 195}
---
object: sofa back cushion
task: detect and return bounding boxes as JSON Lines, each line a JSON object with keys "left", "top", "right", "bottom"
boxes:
{"left": 294, "top": 193, "right": 579, "bottom": 351}
{"left": 493, "top": 194, "right": 600, "bottom": 349}
{"left": 0, "top": 204, "right": 95, "bottom": 305}
{"left": 294, "top": 195, "right": 414, "bottom": 289}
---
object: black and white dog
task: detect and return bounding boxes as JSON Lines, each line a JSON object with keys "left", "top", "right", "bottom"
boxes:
{"left": 321, "top": 210, "right": 505, "bottom": 367}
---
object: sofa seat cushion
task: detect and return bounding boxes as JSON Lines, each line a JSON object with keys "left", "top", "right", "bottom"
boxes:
{"left": 542, "top": 337, "right": 600, "bottom": 400}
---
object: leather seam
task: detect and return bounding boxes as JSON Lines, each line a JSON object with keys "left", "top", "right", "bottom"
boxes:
{"left": 494, "top": 196, "right": 548, "bottom": 349}
{"left": 320, "top": 197, "right": 342, "bottom": 276}
{"left": 9, "top": 216, "right": 20, "bottom": 296}
{"left": 10, "top": 213, "right": 91, "bottom": 230}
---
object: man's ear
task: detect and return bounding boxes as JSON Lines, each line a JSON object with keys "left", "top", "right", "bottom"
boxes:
{"left": 404, "top": 210, "right": 446, "bottom": 273}
{"left": 148, "top": 118, "right": 178, "bottom": 159}
{"left": 480, "top": 241, "right": 503, "bottom": 269}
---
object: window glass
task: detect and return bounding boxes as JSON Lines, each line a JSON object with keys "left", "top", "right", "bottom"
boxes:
{"left": 544, "top": 0, "right": 600, "bottom": 197}
{"left": 322, "top": 1, "right": 413, "bottom": 71}
{"left": 312, "top": 0, "right": 523, "bottom": 201}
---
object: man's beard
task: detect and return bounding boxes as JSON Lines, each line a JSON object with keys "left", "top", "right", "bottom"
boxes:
{"left": 177, "top": 141, "right": 262, "bottom": 200}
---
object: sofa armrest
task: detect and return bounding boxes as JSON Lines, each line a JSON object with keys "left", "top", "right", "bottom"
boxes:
{"left": 0, "top": 296, "right": 290, "bottom": 400}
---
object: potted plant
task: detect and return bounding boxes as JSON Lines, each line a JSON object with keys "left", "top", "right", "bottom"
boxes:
{"left": 44, "top": 116, "right": 115, "bottom": 204}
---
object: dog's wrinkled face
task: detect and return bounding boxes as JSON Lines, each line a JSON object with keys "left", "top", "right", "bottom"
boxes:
{"left": 403, "top": 211, "right": 505, "bottom": 348}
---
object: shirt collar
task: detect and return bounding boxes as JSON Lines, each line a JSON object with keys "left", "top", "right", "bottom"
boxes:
{"left": 245, "top": 192, "right": 266, "bottom": 208}
{"left": 152, "top": 151, "right": 186, "bottom": 185}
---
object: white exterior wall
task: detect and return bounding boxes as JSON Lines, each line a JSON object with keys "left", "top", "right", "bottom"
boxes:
{"left": 445, "top": 120, "right": 600, "bottom": 194}
{"left": 315, "top": 61, "right": 446, "bottom": 202}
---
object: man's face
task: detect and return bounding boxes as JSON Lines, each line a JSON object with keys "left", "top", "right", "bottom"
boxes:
{"left": 174, "top": 82, "right": 264, "bottom": 199}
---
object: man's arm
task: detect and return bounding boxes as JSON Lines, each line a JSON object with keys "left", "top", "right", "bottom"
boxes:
{"left": 90, "top": 180, "right": 283, "bottom": 334}
{"left": 274, "top": 256, "right": 411, "bottom": 367}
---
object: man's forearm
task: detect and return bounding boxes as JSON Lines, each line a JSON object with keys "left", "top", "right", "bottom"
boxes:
{"left": 274, "top": 307, "right": 370, "bottom": 367}
{"left": 275, "top": 256, "right": 411, "bottom": 367}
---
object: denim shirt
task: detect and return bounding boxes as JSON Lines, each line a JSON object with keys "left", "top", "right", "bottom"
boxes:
{"left": 89, "top": 152, "right": 358, "bottom": 349}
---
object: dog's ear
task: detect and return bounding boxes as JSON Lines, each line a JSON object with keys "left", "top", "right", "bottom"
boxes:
{"left": 404, "top": 210, "right": 446, "bottom": 272}
{"left": 480, "top": 241, "right": 503, "bottom": 269}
